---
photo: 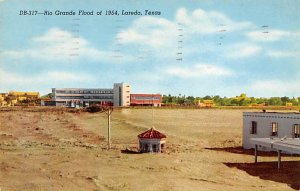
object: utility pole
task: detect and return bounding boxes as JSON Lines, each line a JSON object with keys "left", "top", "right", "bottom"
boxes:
{"left": 152, "top": 94, "right": 154, "bottom": 128}
{"left": 105, "top": 107, "right": 113, "bottom": 150}
{"left": 87, "top": 105, "right": 113, "bottom": 150}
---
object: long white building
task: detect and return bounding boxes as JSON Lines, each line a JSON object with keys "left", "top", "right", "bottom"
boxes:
{"left": 243, "top": 111, "right": 300, "bottom": 150}
{"left": 52, "top": 82, "right": 131, "bottom": 107}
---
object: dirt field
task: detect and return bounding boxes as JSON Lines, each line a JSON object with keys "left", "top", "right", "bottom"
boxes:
{"left": 0, "top": 108, "right": 299, "bottom": 191}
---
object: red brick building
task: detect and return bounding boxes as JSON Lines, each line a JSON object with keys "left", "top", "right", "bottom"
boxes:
{"left": 130, "top": 94, "right": 162, "bottom": 107}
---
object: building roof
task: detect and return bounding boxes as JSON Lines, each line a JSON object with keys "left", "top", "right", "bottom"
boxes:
{"left": 251, "top": 138, "right": 300, "bottom": 154}
{"left": 244, "top": 111, "right": 300, "bottom": 115}
{"left": 138, "top": 128, "right": 166, "bottom": 139}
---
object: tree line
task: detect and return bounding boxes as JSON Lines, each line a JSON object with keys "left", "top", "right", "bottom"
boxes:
{"left": 162, "top": 94, "right": 300, "bottom": 106}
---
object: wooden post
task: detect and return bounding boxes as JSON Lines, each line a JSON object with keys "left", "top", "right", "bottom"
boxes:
{"left": 152, "top": 94, "right": 154, "bottom": 128}
{"left": 108, "top": 109, "right": 110, "bottom": 150}
{"left": 278, "top": 150, "right": 281, "bottom": 169}
{"left": 107, "top": 108, "right": 113, "bottom": 150}
{"left": 254, "top": 144, "right": 258, "bottom": 163}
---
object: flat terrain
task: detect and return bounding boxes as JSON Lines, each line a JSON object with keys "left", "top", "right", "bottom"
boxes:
{"left": 0, "top": 108, "right": 299, "bottom": 191}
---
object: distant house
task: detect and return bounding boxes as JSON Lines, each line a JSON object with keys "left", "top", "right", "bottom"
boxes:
{"left": 243, "top": 111, "right": 300, "bottom": 151}
{"left": 0, "top": 91, "right": 40, "bottom": 106}
{"left": 138, "top": 128, "right": 166, "bottom": 153}
{"left": 197, "top": 100, "right": 214, "bottom": 108}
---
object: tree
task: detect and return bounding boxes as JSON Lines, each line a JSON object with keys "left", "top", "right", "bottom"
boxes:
{"left": 269, "top": 97, "right": 282, "bottom": 106}
{"left": 212, "top": 95, "right": 222, "bottom": 106}
{"left": 291, "top": 97, "right": 299, "bottom": 106}
{"left": 203, "top": 95, "right": 212, "bottom": 100}
{"left": 250, "top": 97, "right": 257, "bottom": 104}
{"left": 41, "top": 93, "right": 53, "bottom": 99}
{"left": 240, "top": 98, "right": 251, "bottom": 106}
{"left": 186, "top": 96, "right": 195, "bottom": 103}
{"left": 281, "top": 96, "right": 290, "bottom": 104}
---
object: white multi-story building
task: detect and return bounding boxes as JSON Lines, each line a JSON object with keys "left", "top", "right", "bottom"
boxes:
{"left": 113, "top": 83, "right": 131, "bottom": 107}
{"left": 243, "top": 111, "right": 300, "bottom": 150}
{"left": 52, "top": 82, "right": 131, "bottom": 107}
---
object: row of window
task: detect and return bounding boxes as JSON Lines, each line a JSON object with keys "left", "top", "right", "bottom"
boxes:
{"left": 250, "top": 121, "right": 300, "bottom": 138}
{"left": 56, "top": 96, "right": 83, "bottom": 99}
{"left": 132, "top": 96, "right": 161, "bottom": 100}
{"left": 244, "top": 115, "right": 300, "bottom": 119}
{"left": 56, "top": 90, "right": 113, "bottom": 94}
{"left": 56, "top": 96, "right": 113, "bottom": 99}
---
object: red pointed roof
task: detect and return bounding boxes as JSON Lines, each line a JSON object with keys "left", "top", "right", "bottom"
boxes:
{"left": 138, "top": 128, "right": 166, "bottom": 139}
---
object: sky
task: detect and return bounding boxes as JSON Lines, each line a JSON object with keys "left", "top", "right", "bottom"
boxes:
{"left": 0, "top": 0, "right": 299, "bottom": 97}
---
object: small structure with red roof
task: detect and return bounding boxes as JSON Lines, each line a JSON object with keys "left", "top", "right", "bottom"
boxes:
{"left": 138, "top": 128, "right": 167, "bottom": 153}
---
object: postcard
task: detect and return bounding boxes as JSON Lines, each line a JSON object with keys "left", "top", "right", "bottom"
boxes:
{"left": 0, "top": 1, "right": 299, "bottom": 190}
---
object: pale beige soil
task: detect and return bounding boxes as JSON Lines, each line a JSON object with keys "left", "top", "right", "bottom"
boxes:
{"left": 0, "top": 108, "right": 299, "bottom": 191}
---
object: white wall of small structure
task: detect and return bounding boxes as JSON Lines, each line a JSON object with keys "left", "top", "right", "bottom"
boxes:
{"left": 139, "top": 138, "right": 166, "bottom": 153}
{"left": 243, "top": 112, "right": 300, "bottom": 150}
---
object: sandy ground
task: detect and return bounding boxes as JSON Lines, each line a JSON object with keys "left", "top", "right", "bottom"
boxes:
{"left": 0, "top": 108, "right": 299, "bottom": 191}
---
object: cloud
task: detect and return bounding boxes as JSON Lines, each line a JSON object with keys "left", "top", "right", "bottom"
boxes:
{"left": 247, "top": 29, "right": 295, "bottom": 42}
{"left": 0, "top": 68, "right": 96, "bottom": 94}
{"left": 248, "top": 78, "right": 300, "bottom": 97}
{"left": 266, "top": 50, "right": 300, "bottom": 58}
{"left": 116, "top": 16, "right": 176, "bottom": 48}
{"left": 117, "top": 8, "right": 254, "bottom": 49}
{"left": 226, "top": 43, "right": 262, "bottom": 59}
{"left": 131, "top": 71, "right": 163, "bottom": 82}
{"left": 0, "top": 68, "right": 94, "bottom": 85}
{"left": 1, "top": 28, "right": 133, "bottom": 63}
{"left": 166, "top": 64, "right": 233, "bottom": 78}
{"left": 176, "top": 8, "right": 253, "bottom": 34}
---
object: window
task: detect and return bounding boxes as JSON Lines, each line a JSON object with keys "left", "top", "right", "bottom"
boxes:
{"left": 271, "top": 122, "right": 278, "bottom": 136}
{"left": 250, "top": 121, "right": 257, "bottom": 134}
{"left": 161, "top": 143, "right": 165, "bottom": 152}
{"left": 56, "top": 90, "right": 66, "bottom": 94}
{"left": 134, "top": 96, "right": 160, "bottom": 100}
{"left": 294, "top": 124, "right": 300, "bottom": 138}
{"left": 152, "top": 144, "right": 157, "bottom": 152}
